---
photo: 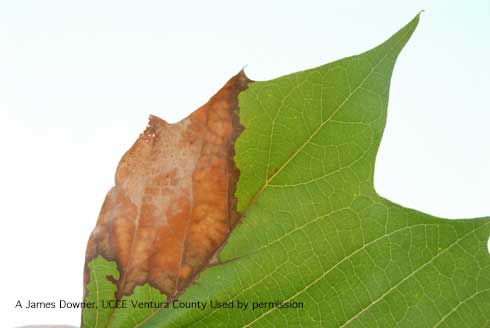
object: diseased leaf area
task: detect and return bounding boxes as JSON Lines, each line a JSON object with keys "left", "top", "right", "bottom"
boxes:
{"left": 82, "top": 14, "right": 490, "bottom": 328}
{"left": 84, "top": 73, "right": 248, "bottom": 297}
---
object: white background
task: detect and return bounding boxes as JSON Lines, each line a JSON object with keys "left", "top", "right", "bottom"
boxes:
{"left": 0, "top": 1, "right": 489, "bottom": 327}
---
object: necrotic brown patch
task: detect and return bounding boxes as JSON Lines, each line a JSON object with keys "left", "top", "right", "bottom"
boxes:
{"left": 84, "top": 71, "right": 250, "bottom": 298}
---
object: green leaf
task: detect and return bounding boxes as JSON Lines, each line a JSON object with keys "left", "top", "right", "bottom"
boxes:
{"left": 82, "top": 256, "right": 167, "bottom": 327}
{"left": 83, "top": 256, "right": 120, "bottom": 328}
{"left": 82, "top": 13, "right": 490, "bottom": 327}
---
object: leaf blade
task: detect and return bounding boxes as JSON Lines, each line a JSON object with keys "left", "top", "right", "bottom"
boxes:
{"left": 83, "top": 13, "right": 490, "bottom": 328}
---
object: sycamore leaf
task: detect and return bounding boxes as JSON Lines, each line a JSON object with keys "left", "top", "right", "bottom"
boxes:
{"left": 82, "top": 14, "right": 490, "bottom": 328}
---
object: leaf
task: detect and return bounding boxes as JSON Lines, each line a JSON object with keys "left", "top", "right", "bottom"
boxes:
{"left": 82, "top": 13, "right": 490, "bottom": 328}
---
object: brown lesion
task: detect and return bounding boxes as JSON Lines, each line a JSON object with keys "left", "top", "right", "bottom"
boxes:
{"left": 84, "top": 71, "right": 251, "bottom": 299}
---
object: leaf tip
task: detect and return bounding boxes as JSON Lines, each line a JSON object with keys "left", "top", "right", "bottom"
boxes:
{"left": 237, "top": 65, "right": 253, "bottom": 84}
{"left": 374, "top": 12, "right": 421, "bottom": 60}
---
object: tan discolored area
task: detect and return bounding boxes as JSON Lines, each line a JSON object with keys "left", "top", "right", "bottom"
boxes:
{"left": 85, "top": 71, "right": 250, "bottom": 298}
